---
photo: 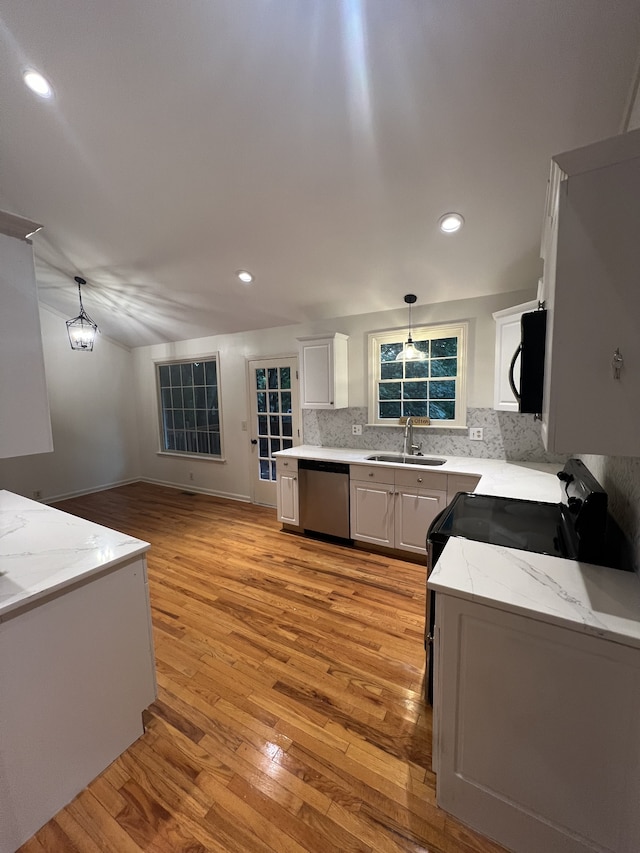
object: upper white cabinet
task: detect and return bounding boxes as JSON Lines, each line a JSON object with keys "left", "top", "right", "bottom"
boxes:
{"left": 541, "top": 128, "right": 640, "bottom": 456}
{"left": 298, "top": 333, "right": 348, "bottom": 409}
{"left": 492, "top": 300, "right": 538, "bottom": 411}
{"left": 0, "top": 212, "right": 53, "bottom": 459}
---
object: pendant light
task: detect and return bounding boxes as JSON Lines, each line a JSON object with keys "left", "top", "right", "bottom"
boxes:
{"left": 396, "top": 294, "right": 426, "bottom": 361}
{"left": 66, "top": 276, "right": 98, "bottom": 351}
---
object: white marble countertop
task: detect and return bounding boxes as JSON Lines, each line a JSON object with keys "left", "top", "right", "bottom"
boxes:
{"left": 0, "top": 490, "right": 150, "bottom": 619}
{"left": 275, "top": 445, "right": 640, "bottom": 645}
{"left": 429, "top": 538, "right": 640, "bottom": 649}
{"left": 274, "top": 445, "right": 563, "bottom": 502}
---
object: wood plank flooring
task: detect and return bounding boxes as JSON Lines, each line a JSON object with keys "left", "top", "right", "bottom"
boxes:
{"left": 19, "top": 483, "right": 507, "bottom": 853}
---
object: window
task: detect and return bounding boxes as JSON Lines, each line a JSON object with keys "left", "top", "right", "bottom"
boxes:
{"left": 156, "top": 355, "right": 223, "bottom": 457}
{"left": 368, "top": 323, "right": 467, "bottom": 427}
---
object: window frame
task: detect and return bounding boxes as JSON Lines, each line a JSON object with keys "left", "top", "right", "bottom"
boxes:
{"left": 154, "top": 352, "right": 225, "bottom": 461}
{"left": 367, "top": 322, "right": 468, "bottom": 428}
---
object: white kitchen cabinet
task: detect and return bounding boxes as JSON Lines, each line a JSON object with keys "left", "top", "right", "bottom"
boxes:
{"left": 350, "top": 465, "right": 447, "bottom": 554}
{"left": 434, "top": 592, "right": 640, "bottom": 853}
{"left": 298, "top": 333, "right": 348, "bottom": 409}
{"left": 0, "top": 211, "right": 53, "bottom": 459}
{"left": 541, "top": 128, "right": 640, "bottom": 456}
{"left": 276, "top": 457, "right": 299, "bottom": 525}
{"left": 492, "top": 300, "right": 537, "bottom": 411}
{"left": 445, "top": 473, "right": 480, "bottom": 504}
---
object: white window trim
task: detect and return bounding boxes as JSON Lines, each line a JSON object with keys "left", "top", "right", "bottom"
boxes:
{"left": 153, "top": 351, "right": 225, "bottom": 460}
{"left": 367, "top": 323, "right": 468, "bottom": 428}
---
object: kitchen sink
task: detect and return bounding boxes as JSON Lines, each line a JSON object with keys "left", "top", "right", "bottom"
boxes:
{"left": 366, "top": 454, "right": 446, "bottom": 466}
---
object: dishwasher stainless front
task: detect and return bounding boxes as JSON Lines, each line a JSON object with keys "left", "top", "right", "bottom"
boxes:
{"left": 298, "top": 459, "right": 351, "bottom": 540}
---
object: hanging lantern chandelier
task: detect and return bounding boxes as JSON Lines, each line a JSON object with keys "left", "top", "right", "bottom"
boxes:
{"left": 396, "top": 294, "right": 426, "bottom": 361}
{"left": 66, "top": 276, "right": 98, "bottom": 351}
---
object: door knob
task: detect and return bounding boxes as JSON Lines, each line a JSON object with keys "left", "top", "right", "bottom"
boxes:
{"left": 250, "top": 439, "right": 258, "bottom": 445}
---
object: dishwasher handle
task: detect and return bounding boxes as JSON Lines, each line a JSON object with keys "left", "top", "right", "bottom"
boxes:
{"left": 298, "top": 459, "right": 350, "bottom": 476}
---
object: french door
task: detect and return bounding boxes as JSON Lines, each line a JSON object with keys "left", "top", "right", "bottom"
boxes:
{"left": 248, "top": 357, "right": 300, "bottom": 506}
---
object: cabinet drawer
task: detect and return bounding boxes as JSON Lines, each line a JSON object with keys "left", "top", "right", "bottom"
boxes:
{"left": 394, "top": 468, "right": 447, "bottom": 490}
{"left": 276, "top": 457, "right": 298, "bottom": 475}
{"left": 350, "top": 464, "right": 394, "bottom": 485}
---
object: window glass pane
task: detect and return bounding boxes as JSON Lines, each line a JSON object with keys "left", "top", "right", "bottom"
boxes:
{"left": 280, "top": 367, "right": 291, "bottom": 389}
{"left": 196, "top": 410, "right": 208, "bottom": 429}
{"left": 259, "top": 438, "right": 269, "bottom": 457}
{"left": 205, "top": 361, "right": 217, "bottom": 385}
{"left": 431, "top": 337, "right": 457, "bottom": 357}
{"left": 166, "top": 431, "right": 175, "bottom": 450}
{"left": 268, "top": 392, "right": 279, "bottom": 412}
{"left": 405, "top": 360, "right": 429, "bottom": 379}
{"left": 193, "top": 362, "right": 205, "bottom": 385}
{"left": 170, "top": 364, "right": 181, "bottom": 385}
{"left": 429, "top": 401, "right": 455, "bottom": 419}
{"left": 270, "top": 415, "right": 280, "bottom": 435}
{"left": 183, "top": 387, "right": 194, "bottom": 409}
{"left": 257, "top": 392, "right": 267, "bottom": 413}
{"left": 429, "top": 380, "right": 455, "bottom": 399}
{"left": 197, "top": 432, "right": 209, "bottom": 454}
{"left": 259, "top": 460, "right": 270, "bottom": 480}
{"left": 207, "top": 386, "right": 218, "bottom": 409}
{"left": 174, "top": 410, "right": 185, "bottom": 429}
{"left": 184, "top": 410, "right": 196, "bottom": 429}
{"left": 268, "top": 368, "right": 279, "bottom": 389}
{"left": 381, "top": 342, "right": 403, "bottom": 362}
{"left": 180, "top": 363, "right": 193, "bottom": 385}
{"left": 379, "top": 401, "right": 401, "bottom": 418}
{"left": 159, "top": 365, "right": 171, "bottom": 388}
{"left": 175, "top": 431, "right": 186, "bottom": 451}
{"left": 258, "top": 415, "right": 268, "bottom": 435}
{"left": 208, "top": 410, "right": 219, "bottom": 429}
{"left": 430, "top": 358, "right": 457, "bottom": 377}
{"left": 171, "top": 388, "right": 183, "bottom": 408}
{"left": 381, "top": 362, "right": 402, "bottom": 380}
{"left": 255, "top": 368, "right": 266, "bottom": 390}
{"left": 282, "top": 416, "right": 292, "bottom": 437}
{"left": 163, "top": 410, "right": 174, "bottom": 431}
{"left": 162, "top": 388, "right": 172, "bottom": 408}
{"left": 403, "top": 381, "right": 427, "bottom": 400}
{"left": 194, "top": 387, "right": 206, "bottom": 408}
{"left": 210, "top": 433, "right": 221, "bottom": 455}
{"left": 281, "top": 391, "right": 292, "bottom": 413}
{"left": 403, "top": 401, "right": 429, "bottom": 417}
{"left": 379, "top": 382, "right": 401, "bottom": 400}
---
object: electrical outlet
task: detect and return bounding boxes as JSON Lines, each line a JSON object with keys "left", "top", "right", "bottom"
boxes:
{"left": 32, "top": 490, "right": 42, "bottom": 500}
{"left": 189, "top": 472, "right": 194, "bottom": 481}
{"left": 469, "top": 427, "right": 484, "bottom": 441}
{"left": 352, "top": 424, "right": 363, "bottom": 435}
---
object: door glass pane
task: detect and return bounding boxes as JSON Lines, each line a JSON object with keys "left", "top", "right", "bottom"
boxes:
{"left": 258, "top": 415, "right": 268, "bottom": 435}
{"left": 268, "top": 368, "right": 279, "bottom": 389}
{"left": 259, "top": 438, "right": 269, "bottom": 456}
{"left": 281, "top": 391, "right": 292, "bottom": 413}
{"left": 280, "top": 367, "right": 291, "bottom": 389}
{"left": 257, "top": 392, "right": 267, "bottom": 413}
{"left": 270, "top": 415, "right": 280, "bottom": 435}
{"left": 268, "top": 392, "right": 279, "bottom": 412}
{"left": 282, "top": 416, "right": 292, "bottom": 437}
{"left": 259, "top": 460, "right": 270, "bottom": 480}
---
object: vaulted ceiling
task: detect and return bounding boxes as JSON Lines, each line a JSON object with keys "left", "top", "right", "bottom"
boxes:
{"left": 1, "top": 1, "right": 639, "bottom": 348}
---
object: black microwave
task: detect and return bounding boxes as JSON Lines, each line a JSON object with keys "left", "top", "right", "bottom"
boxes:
{"left": 508, "top": 308, "right": 547, "bottom": 414}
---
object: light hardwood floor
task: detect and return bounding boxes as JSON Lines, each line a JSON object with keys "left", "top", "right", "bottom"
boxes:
{"left": 19, "top": 483, "right": 507, "bottom": 853}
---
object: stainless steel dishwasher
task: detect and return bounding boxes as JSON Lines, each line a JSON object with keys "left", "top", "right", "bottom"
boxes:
{"left": 298, "top": 459, "right": 351, "bottom": 540}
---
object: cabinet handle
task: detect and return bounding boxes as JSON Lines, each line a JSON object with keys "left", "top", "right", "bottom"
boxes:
{"left": 369, "top": 472, "right": 374, "bottom": 477}
{"left": 417, "top": 477, "right": 423, "bottom": 483}
{"left": 283, "top": 461, "right": 288, "bottom": 466}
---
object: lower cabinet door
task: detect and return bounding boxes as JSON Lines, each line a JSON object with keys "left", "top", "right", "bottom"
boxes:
{"left": 277, "top": 471, "right": 299, "bottom": 525}
{"left": 350, "top": 480, "right": 394, "bottom": 547}
{"left": 395, "top": 487, "right": 447, "bottom": 554}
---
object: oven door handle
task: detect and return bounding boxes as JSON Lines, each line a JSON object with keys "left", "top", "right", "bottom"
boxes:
{"left": 508, "top": 343, "right": 522, "bottom": 403}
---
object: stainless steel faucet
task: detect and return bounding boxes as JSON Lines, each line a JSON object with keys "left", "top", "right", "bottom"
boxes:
{"left": 403, "top": 417, "right": 421, "bottom": 455}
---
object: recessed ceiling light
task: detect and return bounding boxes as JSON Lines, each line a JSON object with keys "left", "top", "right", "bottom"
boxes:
{"left": 439, "top": 213, "right": 464, "bottom": 234}
{"left": 23, "top": 69, "right": 53, "bottom": 99}
{"left": 237, "top": 270, "right": 253, "bottom": 283}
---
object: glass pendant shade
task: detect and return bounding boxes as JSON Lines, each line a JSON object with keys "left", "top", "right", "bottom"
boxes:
{"left": 66, "top": 277, "right": 98, "bottom": 351}
{"left": 396, "top": 294, "right": 426, "bottom": 361}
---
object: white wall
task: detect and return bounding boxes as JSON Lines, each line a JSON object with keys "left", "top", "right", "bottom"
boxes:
{"left": 0, "top": 306, "right": 140, "bottom": 502}
{"left": 133, "top": 289, "right": 535, "bottom": 501}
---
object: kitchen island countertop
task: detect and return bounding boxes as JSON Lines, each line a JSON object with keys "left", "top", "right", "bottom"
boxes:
{"left": 0, "top": 490, "right": 149, "bottom": 619}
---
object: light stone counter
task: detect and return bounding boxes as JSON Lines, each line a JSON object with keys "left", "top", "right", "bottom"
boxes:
{"left": 275, "top": 445, "right": 640, "bottom": 646}
{"left": 0, "top": 489, "right": 149, "bottom": 619}
{"left": 274, "top": 444, "right": 563, "bottom": 502}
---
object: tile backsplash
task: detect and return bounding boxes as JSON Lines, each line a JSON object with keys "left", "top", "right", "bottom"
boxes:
{"left": 302, "top": 407, "right": 568, "bottom": 463}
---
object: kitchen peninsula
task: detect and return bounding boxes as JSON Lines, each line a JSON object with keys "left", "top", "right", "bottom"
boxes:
{"left": 0, "top": 490, "right": 157, "bottom": 853}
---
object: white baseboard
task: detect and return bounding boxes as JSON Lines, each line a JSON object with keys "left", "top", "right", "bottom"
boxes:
{"left": 43, "top": 478, "right": 140, "bottom": 505}
{"left": 138, "top": 477, "right": 251, "bottom": 504}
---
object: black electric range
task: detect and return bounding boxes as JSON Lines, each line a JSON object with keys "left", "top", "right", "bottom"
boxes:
{"left": 424, "top": 458, "right": 610, "bottom": 703}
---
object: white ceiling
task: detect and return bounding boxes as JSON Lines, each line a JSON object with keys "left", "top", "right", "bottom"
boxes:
{"left": 1, "top": 1, "right": 639, "bottom": 348}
